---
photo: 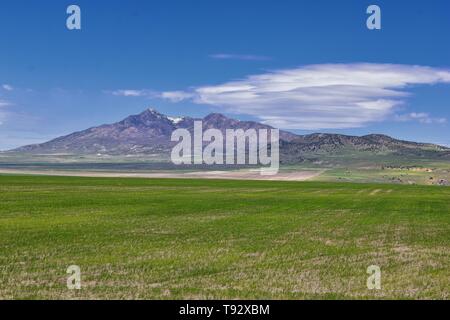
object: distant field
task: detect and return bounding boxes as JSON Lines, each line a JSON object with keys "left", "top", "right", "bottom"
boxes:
{"left": 0, "top": 175, "right": 449, "bottom": 299}
{"left": 312, "top": 166, "right": 450, "bottom": 185}
{"left": 2, "top": 152, "right": 450, "bottom": 185}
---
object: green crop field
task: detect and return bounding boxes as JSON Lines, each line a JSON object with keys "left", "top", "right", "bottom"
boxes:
{"left": 0, "top": 175, "right": 449, "bottom": 300}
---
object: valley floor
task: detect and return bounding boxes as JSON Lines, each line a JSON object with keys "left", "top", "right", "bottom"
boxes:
{"left": 0, "top": 168, "right": 323, "bottom": 181}
{"left": 0, "top": 175, "right": 449, "bottom": 299}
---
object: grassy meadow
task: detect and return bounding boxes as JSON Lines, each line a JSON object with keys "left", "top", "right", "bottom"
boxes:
{"left": 0, "top": 175, "right": 449, "bottom": 299}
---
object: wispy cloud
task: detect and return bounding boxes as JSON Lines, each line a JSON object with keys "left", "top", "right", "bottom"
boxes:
{"left": 110, "top": 89, "right": 153, "bottom": 97}
{"left": 209, "top": 53, "right": 271, "bottom": 61}
{"left": 0, "top": 100, "right": 12, "bottom": 107}
{"left": 109, "top": 88, "right": 193, "bottom": 102}
{"left": 160, "top": 63, "right": 450, "bottom": 129}
{"left": 2, "top": 84, "right": 13, "bottom": 91}
{"left": 160, "top": 91, "right": 194, "bottom": 102}
{"left": 396, "top": 112, "right": 447, "bottom": 124}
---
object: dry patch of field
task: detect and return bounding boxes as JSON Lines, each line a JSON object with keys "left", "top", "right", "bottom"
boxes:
{"left": 0, "top": 168, "right": 323, "bottom": 181}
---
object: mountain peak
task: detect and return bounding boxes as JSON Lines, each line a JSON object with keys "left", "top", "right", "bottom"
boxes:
{"left": 10, "top": 108, "right": 449, "bottom": 158}
{"left": 203, "top": 113, "right": 233, "bottom": 122}
{"left": 119, "top": 108, "right": 171, "bottom": 128}
{"left": 363, "top": 134, "right": 397, "bottom": 143}
{"left": 141, "top": 107, "right": 164, "bottom": 117}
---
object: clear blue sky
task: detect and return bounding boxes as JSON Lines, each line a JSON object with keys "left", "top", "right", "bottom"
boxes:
{"left": 1, "top": 0, "right": 450, "bottom": 149}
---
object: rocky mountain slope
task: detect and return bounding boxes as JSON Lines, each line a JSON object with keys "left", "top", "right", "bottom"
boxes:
{"left": 12, "top": 108, "right": 297, "bottom": 155}
{"left": 11, "top": 108, "right": 450, "bottom": 162}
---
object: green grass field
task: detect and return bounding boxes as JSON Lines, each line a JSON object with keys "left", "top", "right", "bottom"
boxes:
{"left": 0, "top": 175, "right": 449, "bottom": 299}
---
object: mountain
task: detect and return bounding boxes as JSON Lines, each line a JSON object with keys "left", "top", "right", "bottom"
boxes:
{"left": 279, "top": 133, "right": 450, "bottom": 164}
{"left": 11, "top": 108, "right": 450, "bottom": 162}
{"left": 12, "top": 108, "right": 297, "bottom": 155}
{"left": 283, "top": 133, "right": 448, "bottom": 154}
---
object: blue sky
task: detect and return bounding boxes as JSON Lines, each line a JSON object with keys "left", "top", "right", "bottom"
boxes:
{"left": 1, "top": 0, "right": 450, "bottom": 150}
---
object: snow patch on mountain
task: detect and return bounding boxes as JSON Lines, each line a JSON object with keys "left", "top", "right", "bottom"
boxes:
{"left": 168, "top": 116, "right": 184, "bottom": 124}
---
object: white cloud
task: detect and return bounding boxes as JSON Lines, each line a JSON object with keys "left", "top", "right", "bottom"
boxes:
{"left": 2, "top": 84, "right": 13, "bottom": 91}
{"left": 110, "top": 88, "right": 193, "bottom": 102}
{"left": 396, "top": 112, "right": 447, "bottom": 124}
{"left": 209, "top": 53, "right": 271, "bottom": 61}
{"left": 160, "top": 63, "right": 450, "bottom": 129}
{"left": 161, "top": 91, "right": 194, "bottom": 102}
{"left": 111, "top": 89, "right": 152, "bottom": 97}
{"left": 0, "top": 100, "right": 12, "bottom": 107}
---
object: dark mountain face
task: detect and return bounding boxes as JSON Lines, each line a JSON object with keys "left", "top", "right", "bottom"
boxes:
{"left": 285, "top": 133, "right": 448, "bottom": 154}
{"left": 16, "top": 109, "right": 177, "bottom": 155}
{"left": 11, "top": 108, "right": 449, "bottom": 161}
{"left": 12, "top": 108, "right": 297, "bottom": 155}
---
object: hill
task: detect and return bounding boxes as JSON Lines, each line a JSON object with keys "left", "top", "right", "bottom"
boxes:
{"left": 10, "top": 108, "right": 450, "bottom": 163}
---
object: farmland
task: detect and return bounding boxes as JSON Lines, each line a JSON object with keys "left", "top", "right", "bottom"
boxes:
{"left": 0, "top": 175, "right": 449, "bottom": 299}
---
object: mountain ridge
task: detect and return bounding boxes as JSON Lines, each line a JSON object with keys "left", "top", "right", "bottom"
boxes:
{"left": 10, "top": 108, "right": 450, "bottom": 161}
